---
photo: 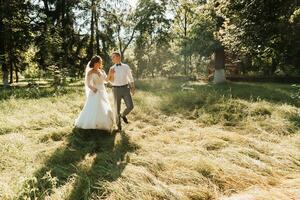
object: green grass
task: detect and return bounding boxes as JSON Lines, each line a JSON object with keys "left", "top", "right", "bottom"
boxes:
{"left": 0, "top": 78, "right": 299, "bottom": 200}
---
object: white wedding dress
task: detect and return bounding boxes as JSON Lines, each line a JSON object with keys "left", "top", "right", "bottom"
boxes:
{"left": 75, "top": 69, "right": 114, "bottom": 130}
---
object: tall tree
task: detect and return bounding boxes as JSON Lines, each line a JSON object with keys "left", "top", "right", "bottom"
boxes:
{"left": 0, "top": 0, "right": 32, "bottom": 83}
{"left": 134, "top": 0, "right": 171, "bottom": 78}
{"left": 34, "top": 0, "right": 80, "bottom": 74}
{"left": 188, "top": 0, "right": 226, "bottom": 83}
{"left": 0, "top": 0, "right": 8, "bottom": 85}
{"left": 170, "top": 0, "right": 199, "bottom": 75}
{"left": 216, "top": 0, "right": 299, "bottom": 75}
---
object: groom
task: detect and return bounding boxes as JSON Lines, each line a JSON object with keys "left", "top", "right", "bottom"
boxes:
{"left": 108, "top": 52, "right": 135, "bottom": 131}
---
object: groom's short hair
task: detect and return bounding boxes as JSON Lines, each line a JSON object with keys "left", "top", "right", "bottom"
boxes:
{"left": 112, "top": 51, "right": 121, "bottom": 57}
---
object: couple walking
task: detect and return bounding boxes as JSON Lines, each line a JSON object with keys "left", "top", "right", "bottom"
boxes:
{"left": 74, "top": 52, "right": 135, "bottom": 132}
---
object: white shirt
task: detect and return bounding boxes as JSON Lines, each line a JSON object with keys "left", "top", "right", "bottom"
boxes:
{"left": 111, "top": 63, "right": 134, "bottom": 86}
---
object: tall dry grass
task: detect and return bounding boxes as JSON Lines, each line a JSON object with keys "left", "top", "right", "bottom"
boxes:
{"left": 0, "top": 79, "right": 299, "bottom": 199}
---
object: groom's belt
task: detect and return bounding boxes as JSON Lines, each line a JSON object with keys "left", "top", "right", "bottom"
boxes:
{"left": 112, "top": 84, "right": 129, "bottom": 88}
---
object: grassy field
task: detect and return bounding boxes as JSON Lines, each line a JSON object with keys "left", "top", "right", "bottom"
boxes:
{"left": 0, "top": 78, "right": 299, "bottom": 200}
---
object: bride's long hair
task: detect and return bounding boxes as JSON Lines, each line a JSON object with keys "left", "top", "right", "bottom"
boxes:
{"left": 85, "top": 55, "right": 103, "bottom": 97}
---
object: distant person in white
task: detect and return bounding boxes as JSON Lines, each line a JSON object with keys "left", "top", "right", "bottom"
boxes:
{"left": 108, "top": 52, "right": 135, "bottom": 131}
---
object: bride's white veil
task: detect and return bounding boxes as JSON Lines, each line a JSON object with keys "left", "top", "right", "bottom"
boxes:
{"left": 84, "top": 62, "right": 92, "bottom": 98}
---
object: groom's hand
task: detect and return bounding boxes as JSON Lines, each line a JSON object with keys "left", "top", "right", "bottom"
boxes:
{"left": 130, "top": 84, "right": 135, "bottom": 95}
{"left": 108, "top": 68, "right": 115, "bottom": 82}
{"left": 131, "top": 88, "right": 135, "bottom": 95}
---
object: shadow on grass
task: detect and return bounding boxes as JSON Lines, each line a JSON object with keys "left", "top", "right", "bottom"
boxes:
{"left": 18, "top": 128, "right": 138, "bottom": 199}
{"left": 290, "top": 114, "right": 300, "bottom": 129}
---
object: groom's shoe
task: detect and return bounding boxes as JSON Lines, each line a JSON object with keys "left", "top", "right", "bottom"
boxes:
{"left": 121, "top": 115, "right": 129, "bottom": 124}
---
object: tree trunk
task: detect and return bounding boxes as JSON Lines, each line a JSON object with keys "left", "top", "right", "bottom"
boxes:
{"left": 9, "top": 56, "right": 13, "bottom": 83}
{"left": 88, "top": 0, "right": 95, "bottom": 59}
{"left": 15, "top": 63, "right": 18, "bottom": 82}
{"left": 241, "top": 54, "right": 251, "bottom": 75}
{"left": 117, "top": 25, "right": 123, "bottom": 59}
{"left": 0, "top": 10, "right": 8, "bottom": 86}
{"left": 2, "top": 64, "right": 9, "bottom": 86}
{"left": 189, "top": 54, "right": 192, "bottom": 74}
{"left": 8, "top": 31, "right": 13, "bottom": 83}
{"left": 183, "top": 8, "right": 188, "bottom": 75}
{"left": 95, "top": 9, "right": 101, "bottom": 55}
{"left": 61, "top": 0, "right": 68, "bottom": 68}
{"left": 270, "top": 58, "right": 278, "bottom": 76}
{"left": 213, "top": 46, "right": 226, "bottom": 84}
{"left": 136, "top": 62, "right": 140, "bottom": 80}
{"left": 101, "top": 38, "right": 109, "bottom": 67}
{"left": 119, "top": 25, "right": 137, "bottom": 61}
{"left": 43, "top": 0, "right": 50, "bottom": 15}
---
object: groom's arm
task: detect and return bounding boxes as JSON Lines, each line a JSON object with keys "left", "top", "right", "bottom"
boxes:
{"left": 127, "top": 66, "right": 135, "bottom": 95}
{"left": 107, "top": 67, "right": 115, "bottom": 83}
{"left": 130, "top": 82, "right": 135, "bottom": 95}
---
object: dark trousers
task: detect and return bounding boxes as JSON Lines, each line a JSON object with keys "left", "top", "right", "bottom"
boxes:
{"left": 112, "top": 85, "right": 134, "bottom": 128}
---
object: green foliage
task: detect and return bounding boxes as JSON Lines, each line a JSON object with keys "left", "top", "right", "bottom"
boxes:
{"left": 189, "top": 4, "right": 219, "bottom": 57}
{"left": 23, "top": 46, "right": 40, "bottom": 79}
{"left": 215, "top": 0, "right": 300, "bottom": 75}
{"left": 291, "top": 84, "right": 300, "bottom": 100}
{"left": 19, "top": 171, "right": 58, "bottom": 199}
{"left": 0, "top": 0, "right": 33, "bottom": 83}
{"left": 48, "top": 65, "right": 68, "bottom": 87}
{"left": 133, "top": 0, "right": 172, "bottom": 78}
{"left": 1, "top": 0, "right": 299, "bottom": 83}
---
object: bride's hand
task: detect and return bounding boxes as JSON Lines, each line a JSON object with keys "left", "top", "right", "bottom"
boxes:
{"left": 96, "top": 70, "right": 102, "bottom": 76}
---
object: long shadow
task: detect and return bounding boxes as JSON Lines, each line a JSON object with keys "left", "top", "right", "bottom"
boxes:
{"left": 66, "top": 129, "right": 136, "bottom": 200}
{"left": 18, "top": 128, "right": 138, "bottom": 200}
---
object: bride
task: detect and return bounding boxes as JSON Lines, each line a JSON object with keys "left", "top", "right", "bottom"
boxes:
{"left": 75, "top": 55, "right": 114, "bottom": 131}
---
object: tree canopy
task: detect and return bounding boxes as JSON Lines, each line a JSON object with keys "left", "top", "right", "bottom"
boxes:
{"left": 0, "top": 0, "right": 299, "bottom": 84}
